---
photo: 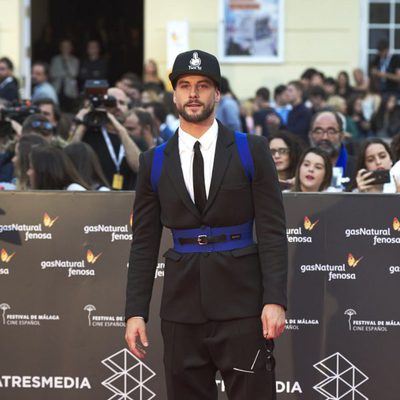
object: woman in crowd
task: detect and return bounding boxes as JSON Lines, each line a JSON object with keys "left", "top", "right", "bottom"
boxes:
{"left": 27, "top": 146, "right": 89, "bottom": 190}
{"left": 336, "top": 71, "right": 354, "bottom": 99}
{"left": 269, "top": 130, "right": 304, "bottom": 190}
{"left": 370, "top": 94, "right": 400, "bottom": 138}
{"left": 64, "top": 142, "right": 110, "bottom": 191}
{"left": 12, "top": 134, "right": 48, "bottom": 190}
{"left": 292, "top": 147, "right": 333, "bottom": 192}
{"left": 347, "top": 94, "right": 371, "bottom": 139}
{"left": 352, "top": 138, "right": 397, "bottom": 193}
{"left": 143, "top": 59, "right": 165, "bottom": 92}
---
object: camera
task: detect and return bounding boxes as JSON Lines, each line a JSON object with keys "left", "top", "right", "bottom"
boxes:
{"left": 83, "top": 80, "right": 117, "bottom": 128}
{"left": 0, "top": 100, "right": 39, "bottom": 138}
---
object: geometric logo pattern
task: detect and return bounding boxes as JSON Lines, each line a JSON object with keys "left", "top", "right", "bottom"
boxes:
{"left": 313, "top": 352, "right": 369, "bottom": 399}
{"left": 102, "top": 349, "right": 156, "bottom": 400}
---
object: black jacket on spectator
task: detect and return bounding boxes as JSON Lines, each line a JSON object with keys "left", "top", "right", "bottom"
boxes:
{"left": 83, "top": 127, "right": 136, "bottom": 190}
{"left": 286, "top": 103, "right": 312, "bottom": 144}
{"left": 253, "top": 107, "right": 283, "bottom": 138}
{"left": 0, "top": 77, "right": 19, "bottom": 103}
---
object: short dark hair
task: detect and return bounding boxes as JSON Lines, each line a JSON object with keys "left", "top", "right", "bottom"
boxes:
{"left": 274, "top": 84, "right": 287, "bottom": 99}
{"left": 293, "top": 147, "right": 333, "bottom": 192}
{"left": 308, "top": 85, "right": 328, "bottom": 101}
{"left": 301, "top": 68, "right": 318, "bottom": 81}
{"left": 32, "top": 61, "right": 50, "bottom": 77}
{"left": 0, "top": 57, "right": 14, "bottom": 71}
{"left": 255, "top": 87, "right": 270, "bottom": 102}
{"left": 33, "top": 98, "right": 61, "bottom": 122}
{"left": 146, "top": 101, "right": 167, "bottom": 123}
{"left": 288, "top": 80, "right": 304, "bottom": 94}
{"left": 377, "top": 39, "right": 389, "bottom": 52}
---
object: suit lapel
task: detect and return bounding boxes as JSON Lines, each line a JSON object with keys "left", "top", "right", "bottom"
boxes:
{"left": 163, "top": 133, "right": 201, "bottom": 219}
{"left": 203, "top": 125, "right": 235, "bottom": 215}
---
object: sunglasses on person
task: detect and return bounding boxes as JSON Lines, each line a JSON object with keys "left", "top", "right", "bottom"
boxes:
{"left": 30, "top": 120, "right": 54, "bottom": 130}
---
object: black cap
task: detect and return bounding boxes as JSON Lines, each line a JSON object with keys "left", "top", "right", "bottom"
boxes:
{"left": 169, "top": 50, "right": 221, "bottom": 89}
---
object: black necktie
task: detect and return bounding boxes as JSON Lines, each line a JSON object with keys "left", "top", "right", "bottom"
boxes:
{"left": 193, "top": 141, "right": 207, "bottom": 213}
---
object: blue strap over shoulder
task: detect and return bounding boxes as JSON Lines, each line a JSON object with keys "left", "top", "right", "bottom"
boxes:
{"left": 234, "top": 131, "right": 255, "bottom": 182}
{"left": 150, "top": 142, "right": 167, "bottom": 193}
{"left": 150, "top": 132, "right": 254, "bottom": 192}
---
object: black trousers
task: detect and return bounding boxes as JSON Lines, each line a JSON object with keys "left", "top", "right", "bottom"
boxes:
{"left": 161, "top": 317, "right": 276, "bottom": 400}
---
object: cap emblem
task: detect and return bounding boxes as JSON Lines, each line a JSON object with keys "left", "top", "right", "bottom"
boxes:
{"left": 188, "top": 52, "right": 202, "bottom": 70}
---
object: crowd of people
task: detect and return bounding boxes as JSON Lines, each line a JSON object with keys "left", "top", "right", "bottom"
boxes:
{"left": 0, "top": 38, "right": 400, "bottom": 193}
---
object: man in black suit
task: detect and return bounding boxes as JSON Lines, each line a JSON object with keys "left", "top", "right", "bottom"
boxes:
{"left": 125, "top": 49, "right": 287, "bottom": 400}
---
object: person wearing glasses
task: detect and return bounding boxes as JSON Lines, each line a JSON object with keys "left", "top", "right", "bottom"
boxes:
{"left": 269, "top": 130, "right": 304, "bottom": 190}
{"left": 309, "top": 111, "right": 357, "bottom": 190}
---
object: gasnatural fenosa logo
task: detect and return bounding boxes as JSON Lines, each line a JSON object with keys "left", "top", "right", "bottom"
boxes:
{"left": 287, "top": 216, "right": 320, "bottom": 243}
{"left": 0, "top": 248, "right": 15, "bottom": 276}
{"left": 347, "top": 253, "right": 363, "bottom": 268}
{"left": 86, "top": 250, "right": 102, "bottom": 264}
{"left": 1, "top": 248, "right": 15, "bottom": 263}
{"left": 43, "top": 212, "right": 59, "bottom": 228}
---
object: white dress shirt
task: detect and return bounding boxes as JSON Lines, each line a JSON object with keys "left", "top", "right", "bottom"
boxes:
{"left": 178, "top": 119, "right": 218, "bottom": 202}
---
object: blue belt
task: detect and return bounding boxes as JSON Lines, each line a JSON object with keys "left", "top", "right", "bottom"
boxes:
{"left": 172, "top": 221, "right": 254, "bottom": 253}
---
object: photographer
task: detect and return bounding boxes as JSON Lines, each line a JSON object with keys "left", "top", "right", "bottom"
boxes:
{"left": 0, "top": 108, "right": 20, "bottom": 188}
{"left": 71, "top": 85, "right": 141, "bottom": 190}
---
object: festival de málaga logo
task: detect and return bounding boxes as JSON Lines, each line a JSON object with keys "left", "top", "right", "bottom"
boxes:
{"left": 83, "top": 304, "right": 125, "bottom": 328}
{"left": 344, "top": 216, "right": 400, "bottom": 245}
{"left": 83, "top": 213, "right": 133, "bottom": 242}
{"left": 40, "top": 248, "right": 101, "bottom": 278}
{"left": 0, "top": 212, "right": 58, "bottom": 242}
{"left": 0, "top": 248, "right": 15, "bottom": 276}
{"left": 286, "top": 216, "right": 320, "bottom": 243}
{"left": 344, "top": 307, "right": 400, "bottom": 333}
{"left": 299, "top": 252, "right": 363, "bottom": 281}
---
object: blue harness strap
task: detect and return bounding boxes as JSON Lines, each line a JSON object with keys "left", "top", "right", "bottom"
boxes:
{"left": 150, "top": 142, "right": 167, "bottom": 193}
{"left": 172, "top": 221, "right": 254, "bottom": 253}
{"left": 234, "top": 131, "right": 255, "bottom": 182}
{"left": 150, "top": 133, "right": 255, "bottom": 253}
{"left": 150, "top": 132, "right": 254, "bottom": 192}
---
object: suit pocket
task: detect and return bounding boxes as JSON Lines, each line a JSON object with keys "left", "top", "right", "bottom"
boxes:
{"left": 230, "top": 244, "right": 258, "bottom": 258}
{"left": 163, "top": 248, "right": 183, "bottom": 261}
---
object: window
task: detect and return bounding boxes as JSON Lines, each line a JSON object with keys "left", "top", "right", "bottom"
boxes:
{"left": 367, "top": 0, "right": 400, "bottom": 66}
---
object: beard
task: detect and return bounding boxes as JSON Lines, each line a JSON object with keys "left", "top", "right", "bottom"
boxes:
{"left": 316, "top": 139, "right": 340, "bottom": 158}
{"left": 177, "top": 100, "right": 215, "bottom": 123}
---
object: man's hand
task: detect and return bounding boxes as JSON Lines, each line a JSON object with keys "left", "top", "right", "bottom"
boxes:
{"left": 125, "top": 317, "right": 149, "bottom": 359}
{"left": 261, "top": 304, "right": 285, "bottom": 339}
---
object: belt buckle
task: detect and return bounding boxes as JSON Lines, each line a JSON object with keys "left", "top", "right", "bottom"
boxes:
{"left": 197, "top": 234, "right": 208, "bottom": 245}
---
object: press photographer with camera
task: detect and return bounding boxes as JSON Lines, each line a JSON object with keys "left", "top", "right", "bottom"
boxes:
{"left": 71, "top": 81, "right": 140, "bottom": 190}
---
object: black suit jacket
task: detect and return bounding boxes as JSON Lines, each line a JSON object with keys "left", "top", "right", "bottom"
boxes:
{"left": 125, "top": 122, "right": 288, "bottom": 323}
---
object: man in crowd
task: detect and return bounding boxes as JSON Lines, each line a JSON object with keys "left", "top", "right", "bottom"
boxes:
{"left": 125, "top": 49, "right": 287, "bottom": 400}
{"left": 72, "top": 87, "right": 141, "bottom": 190}
{"left": 309, "top": 110, "right": 356, "bottom": 189}
{"left": 370, "top": 39, "right": 400, "bottom": 97}
{"left": 216, "top": 76, "right": 242, "bottom": 131}
{"left": 272, "top": 84, "right": 291, "bottom": 125}
{"left": 253, "top": 86, "right": 282, "bottom": 137}
{"left": 33, "top": 98, "right": 70, "bottom": 140}
{"left": 31, "top": 62, "right": 58, "bottom": 104}
{"left": 286, "top": 80, "right": 312, "bottom": 144}
{"left": 0, "top": 57, "right": 19, "bottom": 102}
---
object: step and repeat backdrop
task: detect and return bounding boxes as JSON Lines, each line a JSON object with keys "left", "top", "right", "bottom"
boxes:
{"left": 0, "top": 191, "right": 399, "bottom": 400}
